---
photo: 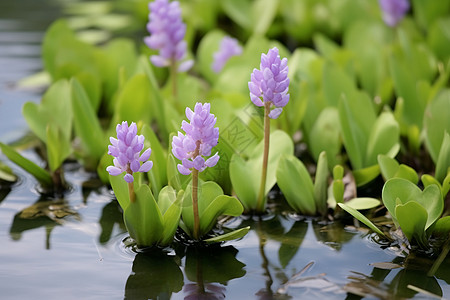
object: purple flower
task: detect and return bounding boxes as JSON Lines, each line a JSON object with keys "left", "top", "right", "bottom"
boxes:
{"left": 379, "top": 0, "right": 410, "bottom": 27}
{"left": 211, "top": 36, "right": 243, "bottom": 73}
{"left": 248, "top": 47, "right": 289, "bottom": 119}
{"left": 144, "top": 0, "right": 193, "bottom": 72}
{"left": 106, "top": 121, "right": 153, "bottom": 183}
{"left": 172, "top": 102, "right": 220, "bottom": 175}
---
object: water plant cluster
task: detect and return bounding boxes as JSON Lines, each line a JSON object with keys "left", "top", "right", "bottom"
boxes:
{"left": 0, "top": 0, "right": 449, "bottom": 258}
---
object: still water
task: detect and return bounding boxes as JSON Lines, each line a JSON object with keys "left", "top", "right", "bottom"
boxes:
{"left": 1, "top": 1, "right": 449, "bottom": 299}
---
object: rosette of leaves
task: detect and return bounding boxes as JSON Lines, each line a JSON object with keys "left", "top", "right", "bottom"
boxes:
{"left": 110, "top": 174, "right": 182, "bottom": 248}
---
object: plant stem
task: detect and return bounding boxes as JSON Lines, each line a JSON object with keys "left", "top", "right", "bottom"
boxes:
{"left": 256, "top": 102, "right": 271, "bottom": 213}
{"left": 192, "top": 168, "right": 200, "bottom": 240}
{"left": 128, "top": 182, "right": 135, "bottom": 203}
{"left": 192, "top": 142, "right": 201, "bottom": 240}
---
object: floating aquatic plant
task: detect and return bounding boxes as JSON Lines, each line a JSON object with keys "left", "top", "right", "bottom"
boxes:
{"left": 108, "top": 121, "right": 182, "bottom": 248}
{"left": 248, "top": 47, "right": 290, "bottom": 213}
{"left": 145, "top": 0, "right": 193, "bottom": 97}
{"left": 173, "top": 102, "right": 248, "bottom": 242}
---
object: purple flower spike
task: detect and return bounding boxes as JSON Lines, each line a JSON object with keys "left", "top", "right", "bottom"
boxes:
{"left": 379, "top": 0, "right": 410, "bottom": 27}
{"left": 172, "top": 102, "right": 219, "bottom": 175}
{"left": 106, "top": 121, "right": 153, "bottom": 183}
{"left": 212, "top": 36, "right": 243, "bottom": 73}
{"left": 248, "top": 47, "right": 289, "bottom": 119}
{"left": 144, "top": 0, "right": 193, "bottom": 72}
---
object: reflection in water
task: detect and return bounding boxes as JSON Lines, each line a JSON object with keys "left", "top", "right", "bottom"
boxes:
{"left": 98, "top": 199, "right": 125, "bottom": 244}
{"left": 183, "top": 245, "right": 246, "bottom": 299}
{"left": 313, "top": 221, "right": 356, "bottom": 251}
{"left": 0, "top": 185, "right": 11, "bottom": 204}
{"left": 9, "top": 196, "right": 80, "bottom": 249}
{"left": 344, "top": 255, "right": 444, "bottom": 299}
{"left": 125, "top": 251, "right": 183, "bottom": 300}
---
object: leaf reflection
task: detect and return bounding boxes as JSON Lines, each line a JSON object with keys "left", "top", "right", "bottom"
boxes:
{"left": 9, "top": 196, "right": 80, "bottom": 249}
{"left": 125, "top": 251, "right": 183, "bottom": 300}
{"left": 344, "top": 256, "right": 444, "bottom": 299}
{"left": 183, "top": 245, "right": 246, "bottom": 299}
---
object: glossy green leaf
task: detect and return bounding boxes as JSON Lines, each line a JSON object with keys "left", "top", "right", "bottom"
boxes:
{"left": 230, "top": 130, "right": 294, "bottom": 211}
{"left": 124, "top": 184, "right": 164, "bottom": 247}
{"left": 113, "top": 74, "right": 152, "bottom": 125}
{"left": 378, "top": 155, "right": 418, "bottom": 183}
{"left": 309, "top": 107, "right": 341, "bottom": 167}
{"left": 382, "top": 178, "right": 443, "bottom": 229}
{"left": 366, "top": 111, "right": 399, "bottom": 166}
{"left": 181, "top": 181, "right": 224, "bottom": 237}
{"left": 423, "top": 90, "right": 450, "bottom": 164}
{"left": 109, "top": 174, "right": 130, "bottom": 211}
{"left": 276, "top": 154, "right": 315, "bottom": 215}
{"left": 46, "top": 125, "right": 71, "bottom": 172}
{"left": 433, "top": 216, "right": 450, "bottom": 236}
{"left": 394, "top": 165, "right": 419, "bottom": 184}
{"left": 0, "top": 143, "right": 52, "bottom": 187}
{"left": 352, "top": 164, "right": 380, "bottom": 187}
{"left": 313, "top": 151, "right": 329, "bottom": 216}
{"left": 204, "top": 226, "right": 250, "bottom": 243}
{"left": 395, "top": 201, "right": 428, "bottom": 247}
{"left": 435, "top": 132, "right": 450, "bottom": 183}
{"left": 200, "top": 195, "right": 244, "bottom": 235}
{"left": 160, "top": 189, "right": 183, "bottom": 246}
{"left": 71, "top": 78, "right": 105, "bottom": 162}
{"left": 345, "top": 197, "right": 380, "bottom": 210}
{"left": 167, "top": 154, "right": 182, "bottom": 191}
{"left": 141, "top": 124, "right": 167, "bottom": 196}
{"left": 22, "top": 79, "right": 72, "bottom": 143}
{"left": 338, "top": 203, "right": 385, "bottom": 236}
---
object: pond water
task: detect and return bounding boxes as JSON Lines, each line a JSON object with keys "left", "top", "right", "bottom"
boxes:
{"left": 1, "top": 1, "right": 450, "bottom": 299}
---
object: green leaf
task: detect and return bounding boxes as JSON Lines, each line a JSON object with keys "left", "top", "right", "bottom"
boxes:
{"left": 113, "top": 74, "right": 152, "bottom": 125}
{"left": 394, "top": 165, "right": 419, "bottom": 184}
{"left": 378, "top": 155, "right": 399, "bottom": 181}
{"left": 71, "top": 78, "right": 105, "bottom": 162}
{"left": 124, "top": 184, "right": 164, "bottom": 247}
{"left": 167, "top": 154, "right": 182, "bottom": 191}
{"left": 382, "top": 178, "right": 443, "bottom": 229}
{"left": 313, "top": 151, "right": 329, "bottom": 216}
{"left": 338, "top": 203, "right": 385, "bottom": 237}
{"left": 141, "top": 124, "right": 167, "bottom": 196}
{"left": 22, "top": 79, "right": 72, "bottom": 143}
{"left": 365, "top": 111, "right": 400, "bottom": 166}
{"left": 252, "top": 0, "right": 279, "bottom": 35}
{"left": 435, "top": 132, "right": 450, "bottom": 183}
{"left": 345, "top": 197, "right": 380, "bottom": 210}
{"left": 196, "top": 29, "right": 226, "bottom": 83}
{"left": 221, "top": 0, "right": 252, "bottom": 31}
{"left": 200, "top": 195, "right": 244, "bottom": 235}
{"left": 182, "top": 181, "right": 224, "bottom": 237}
{"left": 323, "top": 63, "right": 357, "bottom": 107}
{"left": 230, "top": 130, "right": 294, "bottom": 211}
{"left": 395, "top": 201, "right": 428, "bottom": 247}
{"left": 433, "top": 216, "right": 450, "bottom": 236}
{"left": 0, "top": 143, "right": 52, "bottom": 187}
{"left": 46, "top": 125, "right": 72, "bottom": 172}
{"left": 204, "top": 226, "right": 250, "bottom": 243}
{"left": 0, "top": 161, "right": 17, "bottom": 182}
{"left": 276, "top": 154, "right": 316, "bottom": 215}
{"left": 109, "top": 174, "right": 129, "bottom": 211}
{"left": 352, "top": 164, "right": 380, "bottom": 187}
{"left": 73, "top": 71, "right": 101, "bottom": 113}
{"left": 338, "top": 92, "right": 376, "bottom": 170}
{"left": 160, "top": 189, "right": 183, "bottom": 246}
{"left": 424, "top": 90, "right": 450, "bottom": 164}
{"left": 309, "top": 107, "right": 341, "bottom": 167}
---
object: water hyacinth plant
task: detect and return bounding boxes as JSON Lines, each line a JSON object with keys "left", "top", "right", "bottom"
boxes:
{"left": 145, "top": 0, "right": 193, "bottom": 97}
{"left": 173, "top": 102, "right": 249, "bottom": 242}
{"left": 248, "top": 47, "right": 290, "bottom": 213}
{"left": 107, "top": 121, "right": 182, "bottom": 248}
